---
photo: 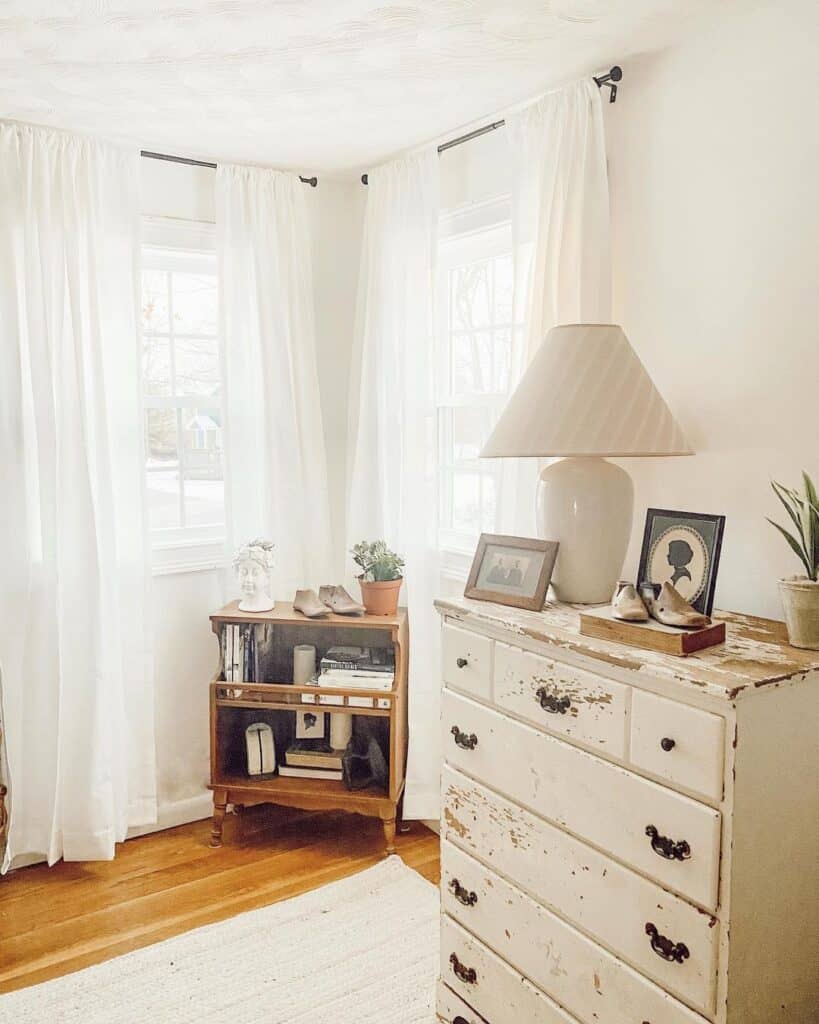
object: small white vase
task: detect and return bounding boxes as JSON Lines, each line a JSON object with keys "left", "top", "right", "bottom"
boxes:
{"left": 778, "top": 576, "right": 819, "bottom": 650}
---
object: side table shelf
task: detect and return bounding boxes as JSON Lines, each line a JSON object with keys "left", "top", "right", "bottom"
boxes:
{"left": 208, "top": 601, "right": 409, "bottom": 855}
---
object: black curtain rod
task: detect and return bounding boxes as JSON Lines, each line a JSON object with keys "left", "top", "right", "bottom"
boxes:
{"left": 140, "top": 150, "right": 318, "bottom": 187}
{"left": 360, "top": 65, "right": 622, "bottom": 185}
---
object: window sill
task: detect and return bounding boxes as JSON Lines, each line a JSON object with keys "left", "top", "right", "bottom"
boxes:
{"left": 151, "top": 537, "right": 225, "bottom": 577}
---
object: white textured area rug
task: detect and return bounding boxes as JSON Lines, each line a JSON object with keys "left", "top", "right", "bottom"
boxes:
{"left": 0, "top": 857, "right": 439, "bottom": 1024}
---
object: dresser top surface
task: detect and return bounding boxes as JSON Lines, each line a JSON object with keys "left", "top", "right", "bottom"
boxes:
{"left": 435, "top": 596, "right": 819, "bottom": 700}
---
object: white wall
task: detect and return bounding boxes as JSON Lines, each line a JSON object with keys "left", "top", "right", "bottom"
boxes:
{"left": 138, "top": 160, "right": 363, "bottom": 830}
{"left": 608, "top": 0, "right": 819, "bottom": 619}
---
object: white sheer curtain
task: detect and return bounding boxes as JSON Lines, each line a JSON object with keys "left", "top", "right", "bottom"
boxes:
{"left": 498, "top": 80, "right": 612, "bottom": 534}
{"left": 0, "top": 122, "right": 156, "bottom": 868}
{"left": 346, "top": 150, "right": 440, "bottom": 820}
{"left": 216, "top": 165, "right": 333, "bottom": 595}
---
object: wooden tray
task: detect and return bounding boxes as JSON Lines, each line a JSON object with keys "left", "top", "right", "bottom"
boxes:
{"left": 579, "top": 606, "right": 726, "bottom": 656}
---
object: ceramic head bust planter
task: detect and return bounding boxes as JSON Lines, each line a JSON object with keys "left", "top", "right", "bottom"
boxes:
{"left": 234, "top": 538, "right": 275, "bottom": 612}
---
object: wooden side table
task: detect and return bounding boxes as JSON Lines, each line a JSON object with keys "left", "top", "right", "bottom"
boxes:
{"left": 208, "top": 601, "right": 409, "bottom": 854}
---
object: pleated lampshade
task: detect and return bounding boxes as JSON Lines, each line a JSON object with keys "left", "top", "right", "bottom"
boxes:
{"left": 481, "top": 324, "right": 692, "bottom": 458}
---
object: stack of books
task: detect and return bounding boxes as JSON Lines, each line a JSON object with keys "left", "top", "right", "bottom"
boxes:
{"left": 222, "top": 624, "right": 256, "bottom": 682}
{"left": 300, "top": 646, "right": 395, "bottom": 708}
{"left": 278, "top": 743, "right": 343, "bottom": 781}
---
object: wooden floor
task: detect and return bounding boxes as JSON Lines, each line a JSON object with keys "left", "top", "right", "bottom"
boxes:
{"left": 0, "top": 805, "right": 440, "bottom": 995}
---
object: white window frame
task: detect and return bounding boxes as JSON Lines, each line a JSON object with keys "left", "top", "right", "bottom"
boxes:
{"left": 141, "top": 217, "right": 225, "bottom": 575}
{"left": 436, "top": 196, "right": 516, "bottom": 580}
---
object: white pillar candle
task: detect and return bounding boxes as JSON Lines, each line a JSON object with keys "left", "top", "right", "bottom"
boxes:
{"left": 293, "top": 644, "right": 316, "bottom": 685}
{"left": 330, "top": 713, "right": 353, "bottom": 751}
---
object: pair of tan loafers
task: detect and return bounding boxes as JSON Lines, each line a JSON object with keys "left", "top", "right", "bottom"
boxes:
{"left": 294, "top": 585, "right": 365, "bottom": 618}
{"left": 612, "top": 580, "right": 711, "bottom": 629}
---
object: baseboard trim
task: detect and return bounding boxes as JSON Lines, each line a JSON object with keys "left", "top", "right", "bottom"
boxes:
{"left": 126, "top": 792, "right": 212, "bottom": 840}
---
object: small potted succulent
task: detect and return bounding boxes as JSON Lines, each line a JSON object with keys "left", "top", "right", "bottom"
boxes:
{"left": 351, "top": 540, "right": 405, "bottom": 616}
{"left": 767, "top": 472, "right": 819, "bottom": 649}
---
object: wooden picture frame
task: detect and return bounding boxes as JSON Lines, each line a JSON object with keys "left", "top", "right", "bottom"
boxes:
{"left": 464, "top": 533, "right": 559, "bottom": 611}
{"left": 637, "top": 508, "right": 726, "bottom": 616}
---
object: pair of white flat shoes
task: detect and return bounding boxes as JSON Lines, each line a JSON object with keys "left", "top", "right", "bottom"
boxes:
{"left": 612, "top": 580, "right": 711, "bottom": 629}
{"left": 294, "top": 585, "right": 365, "bottom": 618}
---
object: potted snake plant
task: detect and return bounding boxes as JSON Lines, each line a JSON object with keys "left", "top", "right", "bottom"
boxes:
{"left": 767, "top": 472, "right": 819, "bottom": 649}
{"left": 351, "top": 540, "right": 405, "bottom": 616}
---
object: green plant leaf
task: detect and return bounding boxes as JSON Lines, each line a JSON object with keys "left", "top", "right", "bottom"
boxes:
{"left": 771, "top": 481, "right": 803, "bottom": 535}
{"left": 766, "top": 517, "right": 813, "bottom": 577}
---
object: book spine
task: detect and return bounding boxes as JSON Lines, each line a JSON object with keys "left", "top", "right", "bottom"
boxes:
{"left": 232, "top": 625, "right": 240, "bottom": 681}
{"left": 224, "top": 625, "right": 233, "bottom": 682}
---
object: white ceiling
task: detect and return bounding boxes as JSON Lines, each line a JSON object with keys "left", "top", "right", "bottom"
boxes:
{"left": 1, "top": 1, "right": 714, "bottom": 175}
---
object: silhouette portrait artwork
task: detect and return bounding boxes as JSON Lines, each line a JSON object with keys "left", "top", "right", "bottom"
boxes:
{"left": 638, "top": 509, "right": 726, "bottom": 616}
{"left": 667, "top": 539, "right": 694, "bottom": 586}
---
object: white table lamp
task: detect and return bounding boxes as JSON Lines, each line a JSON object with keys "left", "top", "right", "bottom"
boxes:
{"left": 481, "top": 324, "right": 693, "bottom": 603}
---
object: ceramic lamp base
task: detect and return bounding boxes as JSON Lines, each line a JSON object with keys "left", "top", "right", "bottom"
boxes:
{"left": 537, "top": 457, "right": 633, "bottom": 604}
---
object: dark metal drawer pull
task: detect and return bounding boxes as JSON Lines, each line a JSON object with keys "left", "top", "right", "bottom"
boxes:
{"left": 535, "top": 686, "right": 571, "bottom": 715}
{"left": 645, "top": 922, "right": 690, "bottom": 964}
{"left": 450, "top": 952, "right": 478, "bottom": 984}
{"left": 451, "top": 725, "right": 478, "bottom": 750}
{"left": 449, "top": 877, "right": 478, "bottom": 907}
{"left": 453, "top": 1018, "right": 469, "bottom": 1024}
{"left": 660, "top": 737, "right": 676, "bottom": 751}
{"left": 456, "top": 657, "right": 468, "bottom": 668}
{"left": 646, "top": 825, "right": 691, "bottom": 861}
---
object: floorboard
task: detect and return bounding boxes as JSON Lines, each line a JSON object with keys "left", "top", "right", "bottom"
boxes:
{"left": 0, "top": 806, "right": 440, "bottom": 995}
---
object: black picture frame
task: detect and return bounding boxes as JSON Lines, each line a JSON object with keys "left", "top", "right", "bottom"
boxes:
{"left": 637, "top": 508, "right": 726, "bottom": 616}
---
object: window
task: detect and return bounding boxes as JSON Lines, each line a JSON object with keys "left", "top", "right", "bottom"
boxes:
{"left": 141, "top": 241, "right": 224, "bottom": 548}
{"left": 436, "top": 209, "right": 520, "bottom": 559}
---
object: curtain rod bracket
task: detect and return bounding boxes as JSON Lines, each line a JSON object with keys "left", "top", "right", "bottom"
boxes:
{"left": 593, "top": 65, "right": 622, "bottom": 103}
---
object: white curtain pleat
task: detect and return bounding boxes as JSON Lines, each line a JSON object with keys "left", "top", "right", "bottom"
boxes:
{"left": 0, "top": 122, "right": 155, "bottom": 869}
{"left": 498, "top": 80, "right": 612, "bottom": 534}
{"left": 216, "top": 165, "right": 333, "bottom": 595}
{"left": 346, "top": 150, "right": 440, "bottom": 820}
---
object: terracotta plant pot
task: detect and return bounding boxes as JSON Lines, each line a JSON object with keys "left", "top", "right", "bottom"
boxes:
{"left": 778, "top": 576, "right": 819, "bottom": 650}
{"left": 358, "top": 577, "right": 403, "bottom": 616}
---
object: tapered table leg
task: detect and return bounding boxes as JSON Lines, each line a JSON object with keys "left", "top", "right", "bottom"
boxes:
{"left": 382, "top": 816, "right": 396, "bottom": 856}
{"left": 210, "top": 790, "right": 227, "bottom": 848}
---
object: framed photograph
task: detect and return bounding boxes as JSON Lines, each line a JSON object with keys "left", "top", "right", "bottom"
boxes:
{"left": 465, "top": 533, "right": 559, "bottom": 611}
{"left": 637, "top": 508, "right": 726, "bottom": 616}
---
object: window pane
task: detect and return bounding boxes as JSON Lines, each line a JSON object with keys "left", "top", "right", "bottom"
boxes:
{"left": 172, "top": 272, "right": 217, "bottom": 334}
{"left": 182, "top": 407, "right": 224, "bottom": 526}
{"left": 452, "top": 332, "right": 492, "bottom": 394}
{"left": 481, "top": 474, "right": 498, "bottom": 532}
{"left": 175, "top": 336, "right": 220, "bottom": 397}
{"left": 452, "top": 472, "right": 481, "bottom": 535}
{"left": 142, "top": 270, "right": 169, "bottom": 332}
{"left": 451, "top": 262, "right": 491, "bottom": 331}
{"left": 493, "top": 328, "right": 512, "bottom": 395}
{"left": 143, "top": 335, "right": 171, "bottom": 396}
{"left": 452, "top": 406, "right": 489, "bottom": 462}
{"left": 494, "top": 254, "right": 514, "bottom": 322}
{"left": 145, "top": 408, "right": 180, "bottom": 530}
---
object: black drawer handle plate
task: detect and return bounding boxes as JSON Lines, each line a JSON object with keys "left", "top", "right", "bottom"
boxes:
{"left": 535, "top": 686, "right": 571, "bottom": 715}
{"left": 451, "top": 725, "right": 478, "bottom": 750}
{"left": 646, "top": 824, "right": 691, "bottom": 861}
{"left": 450, "top": 952, "right": 478, "bottom": 984}
{"left": 646, "top": 922, "right": 690, "bottom": 964}
{"left": 449, "top": 877, "right": 478, "bottom": 907}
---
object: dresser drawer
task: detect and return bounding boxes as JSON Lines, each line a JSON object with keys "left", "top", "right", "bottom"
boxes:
{"left": 442, "top": 840, "right": 714, "bottom": 1019}
{"left": 631, "top": 690, "right": 726, "bottom": 802}
{"left": 442, "top": 623, "right": 492, "bottom": 701}
{"left": 441, "top": 770, "right": 719, "bottom": 1013}
{"left": 437, "top": 981, "right": 487, "bottom": 1024}
{"left": 494, "top": 641, "right": 628, "bottom": 756}
{"left": 443, "top": 690, "right": 722, "bottom": 909}
{"left": 442, "top": 917, "right": 579, "bottom": 1024}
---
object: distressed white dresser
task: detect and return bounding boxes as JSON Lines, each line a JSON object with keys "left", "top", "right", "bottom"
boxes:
{"left": 434, "top": 597, "right": 819, "bottom": 1024}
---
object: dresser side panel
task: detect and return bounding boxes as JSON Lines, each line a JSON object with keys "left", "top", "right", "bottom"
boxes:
{"left": 727, "top": 676, "right": 819, "bottom": 1024}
